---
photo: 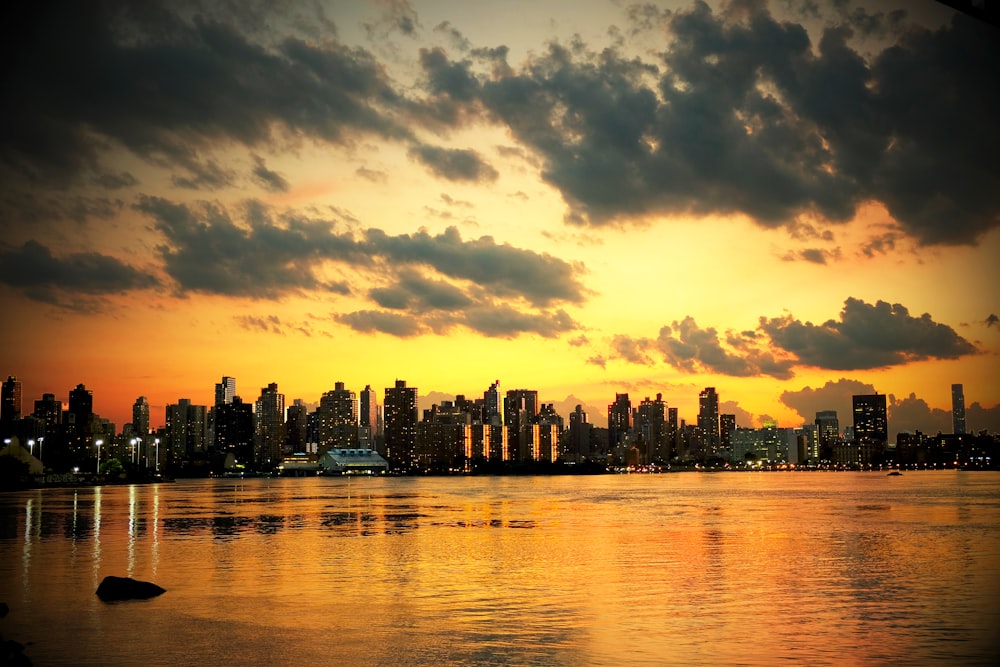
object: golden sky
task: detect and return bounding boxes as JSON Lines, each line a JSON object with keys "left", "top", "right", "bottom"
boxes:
{"left": 1, "top": 0, "right": 998, "bottom": 436}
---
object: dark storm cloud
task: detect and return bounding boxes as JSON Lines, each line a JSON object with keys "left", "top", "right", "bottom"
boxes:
{"left": 0, "top": 0, "right": 409, "bottom": 193}
{"left": 365, "top": 226, "right": 586, "bottom": 307}
{"left": 0, "top": 240, "right": 159, "bottom": 302}
{"left": 370, "top": 270, "right": 474, "bottom": 312}
{"left": 760, "top": 297, "right": 977, "bottom": 369}
{"left": 779, "top": 378, "right": 878, "bottom": 424}
{"left": 656, "top": 317, "right": 796, "bottom": 379}
{"left": 418, "top": 2, "right": 999, "bottom": 244}
{"left": 134, "top": 197, "right": 586, "bottom": 340}
{"left": 250, "top": 156, "right": 290, "bottom": 193}
{"left": 335, "top": 310, "right": 424, "bottom": 338}
{"left": 408, "top": 144, "right": 498, "bottom": 182}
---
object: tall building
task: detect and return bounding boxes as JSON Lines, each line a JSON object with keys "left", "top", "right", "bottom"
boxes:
{"left": 952, "top": 384, "right": 966, "bottom": 435}
{"left": 32, "top": 393, "right": 62, "bottom": 435}
{"left": 504, "top": 389, "right": 538, "bottom": 461}
{"left": 132, "top": 396, "right": 150, "bottom": 436}
{"left": 698, "top": 387, "right": 720, "bottom": 456}
{"left": 359, "top": 384, "right": 380, "bottom": 445}
{"left": 165, "top": 399, "right": 207, "bottom": 462}
{"left": 719, "top": 413, "right": 736, "bottom": 453}
{"left": 815, "top": 410, "right": 839, "bottom": 456}
{"left": 384, "top": 380, "right": 418, "bottom": 470}
{"left": 484, "top": 381, "right": 502, "bottom": 425}
{"left": 319, "top": 382, "right": 358, "bottom": 453}
{"left": 608, "top": 393, "right": 632, "bottom": 454}
{"left": 215, "top": 376, "right": 236, "bottom": 406}
{"left": 567, "top": 405, "right": 592, "bottom": 461}
{"left": 1, "top": 376, "right": 22, "bottom": 429}
{"left": 214, "top": 396, "right": 254, "bottom": 464}
{"left": 636, "top": 394, "right": 668, "bottom": 462}
{"left": 254, "top": 383, "right": 285, "bottom": 469}
{"left": 285, "top": 399, "right": 308, "bottom": 453}
{"left": 852, "top": 393, "right": 888, "bottom": 464}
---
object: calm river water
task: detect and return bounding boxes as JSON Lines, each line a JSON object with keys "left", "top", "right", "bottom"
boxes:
{"left": 1, "top": 472, "right": 998, "bottom": 666}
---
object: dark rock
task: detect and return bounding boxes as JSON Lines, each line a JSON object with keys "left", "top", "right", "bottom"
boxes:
{"left": 96, "top": 576, "right": 166, "bottom": 602}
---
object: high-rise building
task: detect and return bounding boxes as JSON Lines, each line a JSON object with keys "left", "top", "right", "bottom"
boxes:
{"left": 1, "top": 376, "right": 22, "bottom": 429}
{"left": 608, "top": 393, "right": 632, "bottom": 454}
{"left": 567, "top": 405, "right": 592, "bottom": 460}
{"left": 215, "top": 376, "right": 236, "bottom": 407}
{"left": 636, "top": 394, "right": 668, "bottom": 462}
{"left": 214, "top": 396, "right": 254, "bottom": 464}
{"left": 852, "top": 393, "right": 888, "bottom": 464}
{"left": 285, "top": 399, "right": 308, "bottom": 454}
{"left": 698, "top": 387, "right": 720, "bottom": 455}
{"left": 815, "top": 410, "right": 839, "bottom": 455}
{"left": 484, "top": 381, "right": 501, "bottom": 426}
{"left": 504, "top": 389, "right": 538, "bottom": 461}
{"left": 360, "top": 384, "right": 380, "bottom": 436}
{"left": 165, "top": 398, "right": 207, "bottom": 462}
{"left": 719, "top": 413, "right": 736, "bottom": 452}
{"left": 319, "top": 382, "right": 358, "bottom": 453}
{"left": 384, "top": 380, "right": 418, "bottom": 470}
{"left": 254, "top": 383, "right": 285, "bottom": 468}
{"left": 132, "top": 396, "right": 150, "bottom": 436}
{"left": 952, "top": 384, "right": 966, "bottom": 435}
{"left": 33, "top": 393, "right": 62, "bottom": 436}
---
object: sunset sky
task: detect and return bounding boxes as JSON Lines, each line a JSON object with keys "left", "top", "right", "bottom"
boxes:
{"left": 1, "top": 0, "right": 998, "bottom": 437}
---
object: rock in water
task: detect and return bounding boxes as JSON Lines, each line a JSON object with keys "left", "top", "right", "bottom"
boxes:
{"left": 96, "top": 576, "right": 166, "bottom": 602}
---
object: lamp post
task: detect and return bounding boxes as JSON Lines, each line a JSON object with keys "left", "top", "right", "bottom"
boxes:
{"left": 28, "top": 439, "right": 34, "bottom": 459}
{"left": 154, "top": 438, "right": 160, "bottom": 473}
{"left": 95, "top": 439, "right": 103, "bottom": 475}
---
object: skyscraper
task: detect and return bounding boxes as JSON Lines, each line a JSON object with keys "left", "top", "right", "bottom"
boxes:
{"left": 852, "top": 393, "right": 888, "bottom": 463}
{"left": 952, "top": 384, "right": 966, "bottom": 435}
{"left": 504, "top": 389, "right": 538, "bottom": 461}
{"left": 567, "top": 404, "right": 592, "bottom": 460}
{"left": 359, "top": 384, "right": 380, "bottom": 450}
{"left": 165, "top": 398, "right": 207, "bottom": 462}
{"left": 215, "top": 376, "right": 236, "bottom": 406}
{"left": 607, "top": 393, "right": 632, "bottom": 455}
{"left": 484, "top": 381, "right": 501, "bottom": 426}
{"left": 254, "top": 383, "right": 285, "bottom": 468}
{"left": 698, "top": 387, "right": 720, "bottom": 455}
{"left": 636, "top": 394, "right": 668, "bottom": 462}
{"left": 285, "top": 399, "right": 308, "bottom": 453}
{"left": 132, "top": 396, "right": 150, "bottom": 436}
{"left": 1, "top": 376, "right": 22, "bottom": 429}
{"left": 815, "top": 410, "right": 839, "bottom": 453}
{"left": 384, "top": 380, "right": 418, "bottom": 470}
{"left": 319, "top": 382, "right": 358, "bottom": 452}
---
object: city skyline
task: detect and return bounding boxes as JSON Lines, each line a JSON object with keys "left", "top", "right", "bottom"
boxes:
{"left": 1, "top": 1, "right": 998, "bottom": 438}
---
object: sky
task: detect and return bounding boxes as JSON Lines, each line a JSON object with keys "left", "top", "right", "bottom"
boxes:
{"left": 1, "top": 0, "right": 998, "bottom": 438}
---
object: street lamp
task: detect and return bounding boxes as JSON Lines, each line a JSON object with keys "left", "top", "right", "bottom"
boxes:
{"left": 38, "top": 437, "right": 44, "bottom": 465}
{"left": 95, "top": 439, "right": 104, "bottom": 475}
{"left": 28, "top": 439, "right": 34, "bottom": 458}
{"left": 154, "top": 438, "right": 160, "bottom": 472}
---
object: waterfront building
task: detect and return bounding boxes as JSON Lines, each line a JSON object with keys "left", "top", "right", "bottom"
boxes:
{"left": 852, "top": 393, "right": 888, "bottom": 464}
{"left": 567, "top": 405, "right": 592, "bottom": 461}
{"left": 719, "top": 413, "right": 735, "bottom": 453}
{"left": 635, "top": 394, "right": 669, "bottom": 464}
{"left": 285, "top": 399, "right": 308, "bottom": 454}
{"left": 698, "top": 387, "right": 720, "bottom": 457}
{"left": 952, "top": 384, "right": 966, "bottom": 435}
{"left": 1, "top": 376, "right": 22, "bottom": 432}
{"left": 815, "top": 410, "right": 839, "bottom": 459}
{"left": 484, "top": 381, "right": 501, "bottom": 425}
{"left": 32, "top": 393, "right": 62, "bottom": 435}
{"left": 319, "top": 382, "right": 358, "bottom": 453}
{"left": 359, "top": 384, "right": 381, "bottom": 450}
{"left": 214, "top": 396, "right": 254, "bottom": 465}
{"left": 165, "top": 398, "right": 207, "bottom": 463}
{"left": 384, "top": 380, "right": 418, "bottom": 470}
{"left": 504, "top": 389, "right": 538, "bottom": 462}
{"left": 132, "top": 396, "right": 150, "bottom": 436}
{"left": 607, "top": 393, "right": 632, "bottom": 456}
{"left": 254, "top": 383, "right": 285, "bottom": 469}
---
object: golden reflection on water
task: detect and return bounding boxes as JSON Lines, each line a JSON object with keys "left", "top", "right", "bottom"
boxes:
{"left": 0, "top": 472, "right": 998, "bottom": 666}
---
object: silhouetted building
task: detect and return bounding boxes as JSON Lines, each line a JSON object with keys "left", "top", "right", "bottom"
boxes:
{"left": 952, "top": 384, "right": 966, "bottom": 435}
{"left": 32, "top": 393, "right": 62, "bottom": 438}
{"left": 484, "top": 381, "right": 502, "bottom": 425}
{"left": 698, "top": 387, "right": 720, "bottom": 457}
{"left": 384, "top": 380, "right": 418, "bottom": 470}
{"left": 608, "top": 393, "right": 632, "bottom": 455}
{"left": 359, "top": 384, "right": 380, "bottom": 450}
{"left": 504, "top": 389, "right": 538, "bottom": 461}
{"left": 636, "top": 394, "right": 668, "bottom": 463}
{"left": 852, "top": 393, "right": 888, "bottom": 464}
{"left": 254, "top": 383, "right": 285, "bottom": 469}
{"left": 319, "top": 382, "right": 357, "bottom": 453}
{"left": 132, "top": 396, "right": 150, "bottom": 436}
{"left": 215, "top": 376, "right": 236, "bottom": 406}
{"left": 567, "top": 405, "right": 592, "bottom": 461}
{"left": 214, "top": 396, "right": 254, "bottom": 465}
{"left": 165, "top": 398, "right": 207, "bottom": 463}
{"left": 1, "top": 376, "right": 22, "bottom": 432}
{"left": 286, "top": 399, "right": 308, "bottom": 453}
{"left": 719, "top": 413, "right": 735, "bottom": 454}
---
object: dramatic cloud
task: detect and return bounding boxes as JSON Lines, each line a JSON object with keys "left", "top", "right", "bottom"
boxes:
{"left": 888, "top": 393, "right": 951, "bottom": 436}
{"left": 761, "top": 298, "right": 978, "bottom": 370}
{"left": 408, "top": 144, "right": 498, "bottom": 182}
{"left": 780, "top": 378, "right": 878, "bottom": 425}
{"left": 335, "top": 310, "right": 424, "bottom": 338}
{"left": 250, "top": 156, "right": 290, "bottom": 193}
{"left": 655, "top": 317, "right": 795, "bottom": 379}
{"left": 0, "top": 240, "right": 159, "bottom": 305}
{"left": 419, "top": 2, "right": 1000, "bottom": 244}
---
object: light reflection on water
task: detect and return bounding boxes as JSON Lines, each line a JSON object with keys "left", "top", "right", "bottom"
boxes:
{"left": 0, "top": 472, "right": 998, "bottom": 666}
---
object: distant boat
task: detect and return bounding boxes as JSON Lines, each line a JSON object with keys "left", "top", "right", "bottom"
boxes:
{"left": 887, "top": 471, "right": 903, "bottom": 476}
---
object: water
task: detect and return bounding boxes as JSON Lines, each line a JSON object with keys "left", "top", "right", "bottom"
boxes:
{"left": 1, "top": 472, "right": 998, "bottom": 666}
